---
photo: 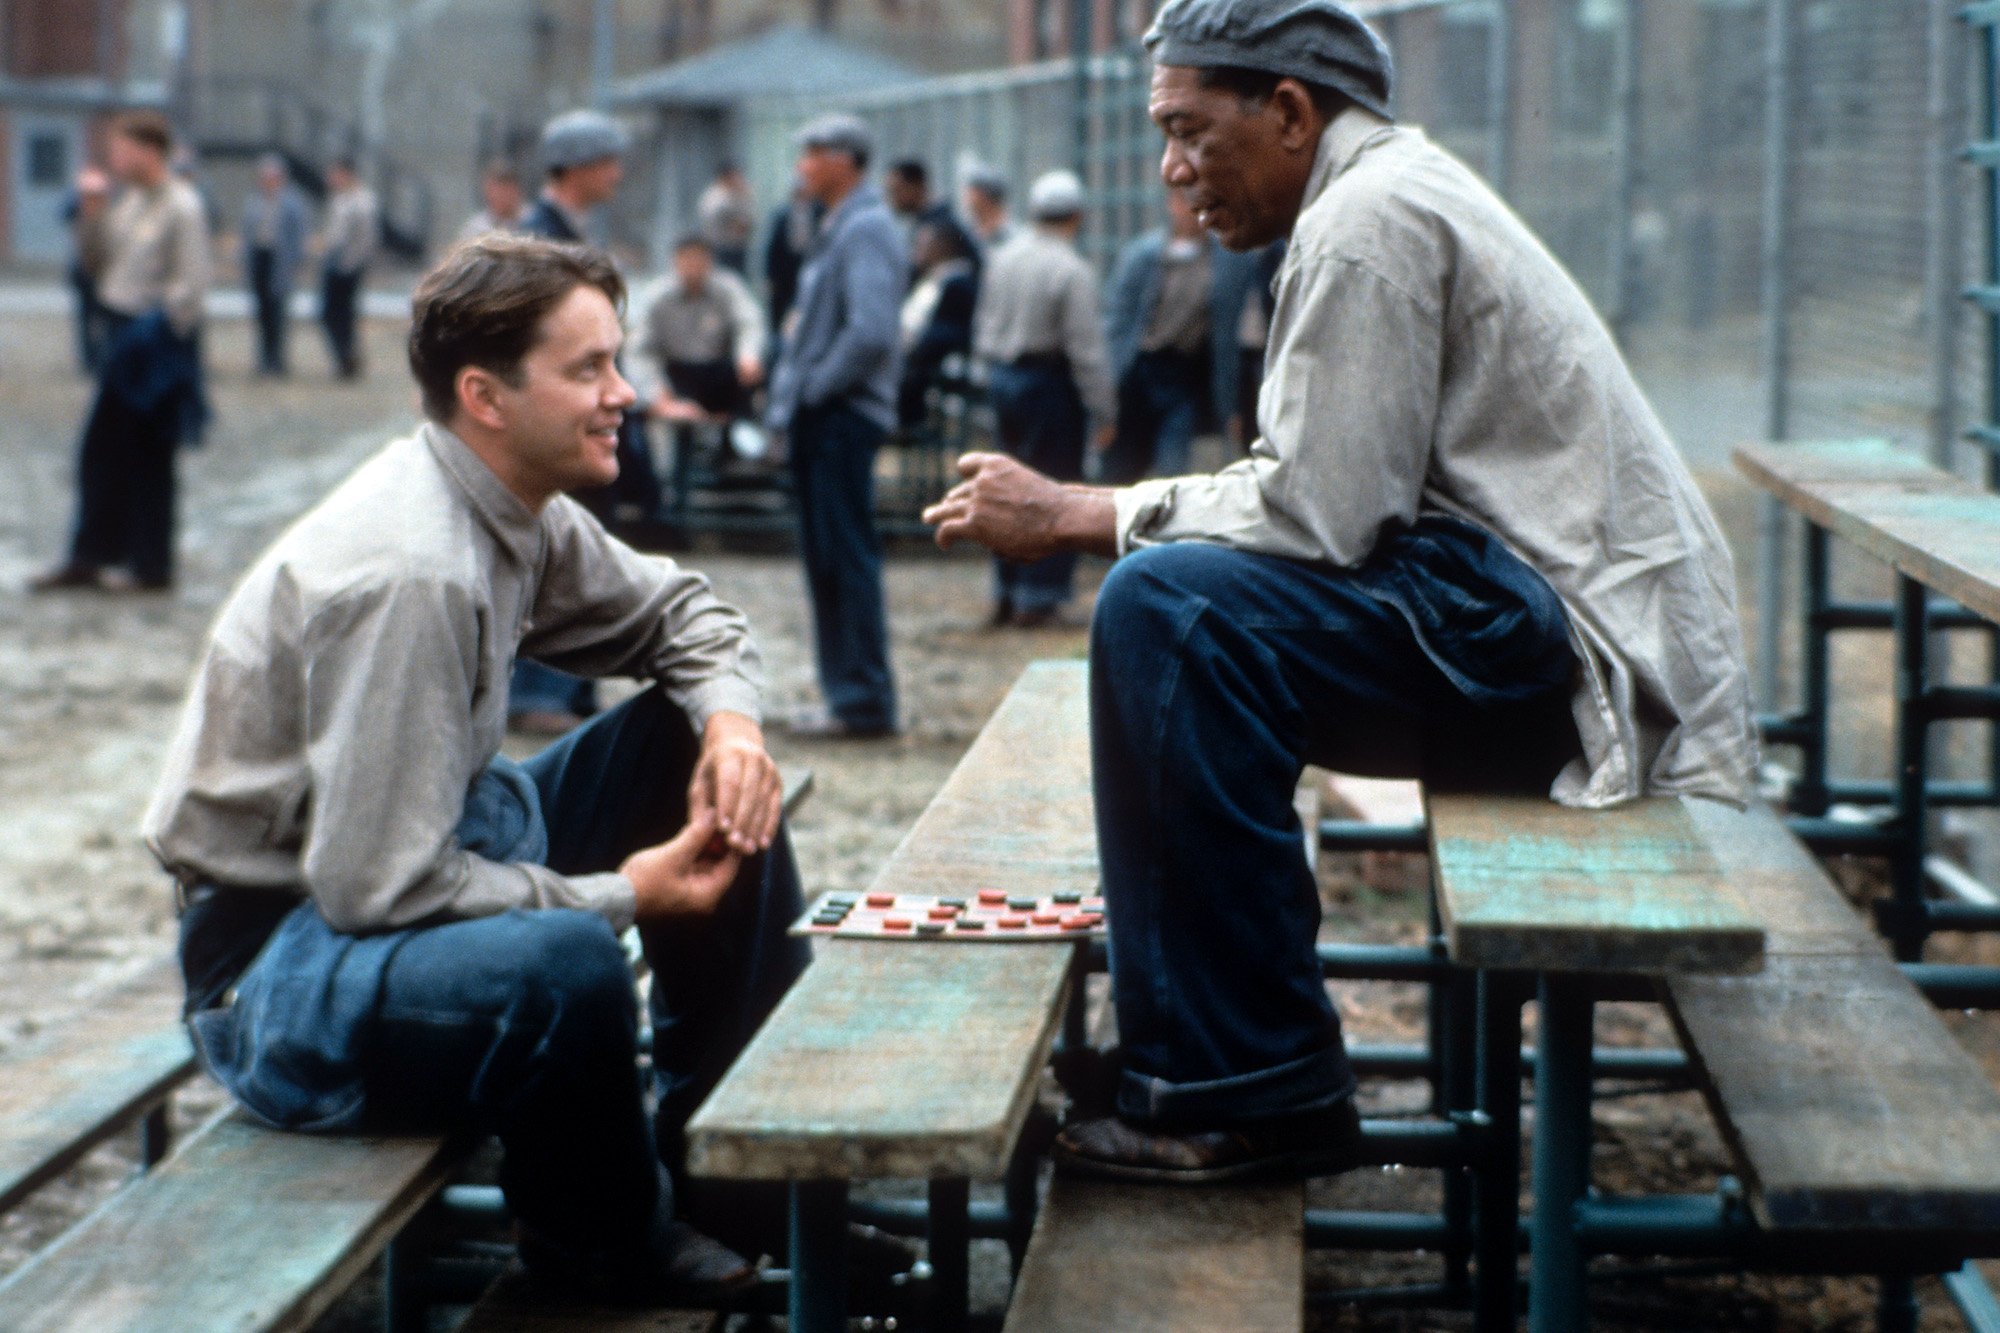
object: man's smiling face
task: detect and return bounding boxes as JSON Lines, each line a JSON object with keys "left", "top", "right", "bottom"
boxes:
{"left": 1149, "top": 63, "right": 1323, "bottom": 251}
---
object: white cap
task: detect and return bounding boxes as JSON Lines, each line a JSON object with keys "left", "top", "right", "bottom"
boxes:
{"left": 1027, "top": 170, "right": 1086, "bottom": 221}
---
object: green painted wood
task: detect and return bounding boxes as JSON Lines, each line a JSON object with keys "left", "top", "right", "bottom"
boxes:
{"left": 1664, "top": 805, "right": 2000, "bottom": 1232}
{"left": 0, "top": 959, "right": 195, "bottom": 1215}
{"left": 1427, "top": 794, "right": 1764, "bottom": 974}
{"left": 460, "top": 1267, "right": 721, "bottom": 1332}
{"left": 1000, "top": 1176, "right": 1304, "bottom": 1333}
{"left": 686, "top": 661, "right": 1092, "bottom": 1181}
{"left": 0, "top": 1112, "right": 460, "bottom": 1333}
{"left": 1736, "top": 439, "right": 2000, "bottom": 622}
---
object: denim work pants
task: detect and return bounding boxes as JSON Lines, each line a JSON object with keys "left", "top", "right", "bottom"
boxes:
{"left": 789, "top": 401, "right": 897, "bottom": 730}
{"left": 1089, "top": 521, "right": 1581, "bottom": 1124}
{"left": 985, "top": 360, "right": 1086, "bottom": 613}
{"left": 68, "top": 326, "right": 180, "bottom": 585}
{"left": 249, "top": 247, "right": 288, "bottom": 375}
{"left": 177, "top": 685, "right": 809, "bottom": 1262}
{"left": 508, "top": 659, "right": 598, "bottom": 722}
{"left": 1104, "top": 348, "right": 1205, "bottom": 485}
{"left": 319, "top": 264, "right": 362, "bottom": 373}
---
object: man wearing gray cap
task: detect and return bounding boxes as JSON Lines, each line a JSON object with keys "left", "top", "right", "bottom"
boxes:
{"left": 960, "top": 164, "right": 1013, "bottom": 251}
{"left": 971, "top": 169, "right": 1116, "bottom": 627}
{"left": 927, "top": 0, "right": 1754, "bottom": 1182}
{"left": 767, "top": 113, "right": 906, "bottom": 737}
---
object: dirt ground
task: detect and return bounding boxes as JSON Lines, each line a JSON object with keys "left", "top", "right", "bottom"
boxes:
{"left": 2, "top": 304, "right": 1998, "bottom": 1329}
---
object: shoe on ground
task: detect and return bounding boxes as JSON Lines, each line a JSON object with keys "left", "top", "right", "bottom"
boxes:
{"left": 780, "top": 707, "right": 898, "bottom": 741}
{"left": 1051, "top": 1097, "right": 1363, "bottom": 1185}
{"left": 518, "top": 1216, "right": 757, "bottom": 1308}
{"left": 27, "top": 563, "right": 104, "bottom": 594}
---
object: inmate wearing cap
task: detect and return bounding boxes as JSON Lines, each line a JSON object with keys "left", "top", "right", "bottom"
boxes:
{"left": 793, "top": 112, "right": 875, "bottom": 163}
{"left": 1142, "top": 0, "right": 1394, "bottom": 118}
{"left": 540, "top": 109, "right": 629, "bottom": 171}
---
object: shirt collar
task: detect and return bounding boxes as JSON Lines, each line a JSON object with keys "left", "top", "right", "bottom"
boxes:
{"left": 817, "top": 182, "right": 880, "bottom": 243}
{"left": 421, "top": 422, "right": 544, "bottom": 568}
{"left": 1299, "top": 105, "right": 1395, "bottom": 214}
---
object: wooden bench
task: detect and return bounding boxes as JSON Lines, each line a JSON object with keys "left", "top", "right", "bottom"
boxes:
{"left": 0, "top": 770, "right": 815, "bottom": 1333}
{"left": 683, "top": 662, "right": 1092, "bottom": 1332}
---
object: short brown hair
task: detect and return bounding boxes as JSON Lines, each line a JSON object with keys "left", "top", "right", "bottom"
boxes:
{"left": 407, "top": 236, "right": 625, "bottom": 423}
{"left": 116, "top": 111, "right": 173, "bottom": 156}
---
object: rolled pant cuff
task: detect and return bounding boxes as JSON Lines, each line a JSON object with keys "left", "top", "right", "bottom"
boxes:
{"left": 1116, "top": 1043, "right": 1358, "bottom": 1126}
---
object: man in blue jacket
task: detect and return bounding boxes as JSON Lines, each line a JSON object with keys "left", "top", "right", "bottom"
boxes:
{"left": 242, "top": 155, "right": 309, "bottom": 377}
{"left": 767, "top": 114, "right": 906, "bottom": 738}
{"left": 1101, "top": 187, "right": 1259, "bottom": 482}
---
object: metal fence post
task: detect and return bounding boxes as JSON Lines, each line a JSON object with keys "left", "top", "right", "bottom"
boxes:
{"left": 1755, "top": 0, "right": 1798, "bottom": 715}
{"left": 1929, "top": 0, "right": 1967, "bottom": 472}
{"left": 1486, "top": 0, "right": 1515, "bottom": 197}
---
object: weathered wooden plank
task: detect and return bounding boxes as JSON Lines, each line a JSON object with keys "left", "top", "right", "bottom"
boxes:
{"left": 1736, "top": 440, "right": 2000, "bottom": 622}
{"left": 1666, "top": 952, "right": 2000, "bottom": 1232}
{"left": 686, "top": 660, "right": 1093, "bottom": 1181}
{"left": 1000, "top": 1177, "right": 1304, "bottom": 1333}
{"left": 1680, "top": 800, "right": 1881, "bottom": 958}
{"left": 0, "top": 1112, "right": 459, "bottom": 1333}
{"left": 1428, "top": 794, "right": 1763, "bottom": 974}
{"left": 0, "top": 959, "right": 195, "bottom": 1215}
{"left": 459, "top": 1268, "right": 721, "bottom": 1333}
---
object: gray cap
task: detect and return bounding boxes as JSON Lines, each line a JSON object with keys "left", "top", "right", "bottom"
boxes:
{"left": 540, "top": 109, "right": 629, "bottom": 172}
{"left": 793, "top": 112, "right": 874, "bottom": 163}
{"left": 1143, "top": 0, "right": 1393, "bottom": 119}
{"left": 1027, "top": 169, "right": 1086, "bottom": 221}
{"left": 962, "top": 163, "right": 1009, "bottom": 201}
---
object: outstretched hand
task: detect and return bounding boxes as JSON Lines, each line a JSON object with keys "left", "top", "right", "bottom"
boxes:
{"left": 620, "top": 808, "right": 743, "bottom": 921}
{"left": 922, "top": 453, "right": 1119, "bottom": 562}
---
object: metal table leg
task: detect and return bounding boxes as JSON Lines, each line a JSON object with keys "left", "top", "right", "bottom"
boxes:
{"left": 929, "top": 1177, "right": 971, "bottom": 1333}
{"left": 1474, "top": 971, "right": 1527, "bottom": 1333}
{"left": 1529, "top": 975, "right": 1595, "bottom": 1333}
{"left": 790, "top": 1179, "right": 849, "bottom": 1333}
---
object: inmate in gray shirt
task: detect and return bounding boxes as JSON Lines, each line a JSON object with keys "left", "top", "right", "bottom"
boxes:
{"left": 144, "top": 424, "right": 763, "bottom": 934}
{"left": 1115, "top": 108, "right": 1757, "bottom": 808}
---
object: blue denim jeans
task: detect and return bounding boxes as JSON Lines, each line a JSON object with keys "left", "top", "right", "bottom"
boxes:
{"left": 790, "top": 401, "right": 897, "bottom": 730}
{"left": 1104, "top": 348, "right": 1204, "bottom": 484}
{"left": 986, "top": 360, "right": 1086, "bottom": 613}
{"left": 177, "top": 685, "right": 809, "bottom": 1261}
{"left": 1089, "top": 520, "right": 1581, "bottom": 1125}
{"left": 508, "top": 658, "right": 598, "bottom": 721}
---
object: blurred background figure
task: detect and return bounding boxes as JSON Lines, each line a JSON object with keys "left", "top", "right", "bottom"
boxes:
{"left": 762, "top": 176, "right": 820, "bottom": 352}
{"left": 635, "top": 232, "right": 765, "bottom": 432}
{"left": 971, "top": 169, "right": 1114, "bottom": 628}
{"left": 696, "top": 161, "right": 756, "bottom": 276}
{"left": 1102, "top": 188, "right": 1256, "bottom": 482}
{"left": 960, "top": 164, "right": 1012, "bottom": 253}
{"left": 886, "top": 158, "right": 954, "bottom": 242}
{"left": 455, "top": 158, "right": 526, "bottom": 243}
{"left": 241, "top": 154, "right": 309, "bottom": 378}
{"left": 767, "top": 113, "right": 905, "bottom": 738}
{"left": 63, "top": 164, "right": 114, "bottom": 375}
{"left": 317, "top": 157, "right": 377, "bottom": 380}
{"left": 1233, "top": 239, "right": 1286, "bottom": 450}
{"left": 32, "top": 113, "right": 209, "bottom": 596}
{"left": 898, "top": 218, "right": 978, "bottom": 430}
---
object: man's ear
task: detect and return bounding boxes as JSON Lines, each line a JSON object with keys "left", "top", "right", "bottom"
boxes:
{"left": 1269, "top": 79, "right": 1326, "bottom": 154}
{"left": 455, "top": 365, "right": 509, "bottom": 434}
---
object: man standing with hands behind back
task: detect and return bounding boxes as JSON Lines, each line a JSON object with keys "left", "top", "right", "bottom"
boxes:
{"left": 927, "top": 0, "right": 1754, "bottom": 1182}
{"left": 146, "top": 236, "right": 807, "bottom": 1297}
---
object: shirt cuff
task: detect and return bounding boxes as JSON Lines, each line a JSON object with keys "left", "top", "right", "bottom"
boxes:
{"left": 675, "top": 676, "right": 764, "bottom": 733}
{"left": 571, "top": 871, "right": 639, "bottom": 933}
{"left": 1113, "top": 479, "right": 1180, "bottom": 556}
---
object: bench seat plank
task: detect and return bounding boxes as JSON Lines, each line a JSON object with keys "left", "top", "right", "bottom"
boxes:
{"left": 1736, "top": 439, "right": 2000, "bottom": 621}
{"left": 0, "top": 1112, "right": 458, "bottom": 1333}
{"left": 1428, "top": 794, "right": 1763, "bottom": 974}
{"left": 459, "top": 1268, "right": 720, "bottom": 1332}
{"left": 1001, "top": 1177, "right": 1304, "bottom": 1333}
{"left": 0, "top": 959, "right": 195, "bottom": 1215}
{"left": 686, "top": 660, "right": 1093, "bottom": 1181}
{"left": 1666, "top": 802, "right": 2000, "bottom": 1232}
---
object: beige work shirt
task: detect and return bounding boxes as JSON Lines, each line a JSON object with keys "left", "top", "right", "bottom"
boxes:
{"left": 323, "top": 184, "right": 379, "bottom": 272}
{"left": 1115, "top": 109, "right": 1757, "bottom": 807}
{"left": 974, "top": 228, "right": 1118, "bottom": 423}
{"left": 143, "top": 424, "right": 764, "bottom": 934}
{"left": 89, "top": 177, "right": 209, "bottom": 335}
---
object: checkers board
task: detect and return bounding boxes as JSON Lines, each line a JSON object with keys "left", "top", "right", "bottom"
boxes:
{"left": 792, "top": 888, "right": 1106, "bottom": 941}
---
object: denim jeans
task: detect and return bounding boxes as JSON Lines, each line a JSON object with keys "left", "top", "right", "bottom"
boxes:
{"left": 1103, "top": 348, "right": 1204, "bottom": 484}
{"left": 1088, "top": 520, "right": 1581, "bottom": 1125}
{"left": 319, "top": 263, "right": 362, "bottom": 373}
{"left": 790, "top": 400, "right": 897, "bottom": 730}
{"left": 249, "top": 248, "right": 288, "bottom": 375}
{"left": 985, "top": 360, "right": 1086, "bottom": 613}
{"left": 177, "top": 685, "right": 809, "bottom": 1261}
{"left": 68, "top": 322, "right": 180, "bottom": 585}
{"left": 508, "top": 658, "right": 598, "bottom": 721}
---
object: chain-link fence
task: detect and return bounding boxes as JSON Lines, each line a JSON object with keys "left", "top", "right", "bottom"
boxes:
{"left": 724, "top": 0, "right": 1989, "bottom": 703}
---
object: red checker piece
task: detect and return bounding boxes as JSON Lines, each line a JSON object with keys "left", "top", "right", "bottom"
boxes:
{"left": 1060, "top": 914, "right": 1095, "bottom": 931}
{"left": 928, "top": 906, "right": 959, "bottom": 921}
{"left": 997, "top": 914, "right": 1029, "bottom": 929}
{"left": 977, "top": 889, "right": 1009, "bottom": 906}
{"left": 1031, "top": 912, "right": 1062, "bottom": 926}
{"left": 883, "top": 916, "right": 914, "bottom": 931}
{"left": 866, "top": 893, "right": 896, "bottom": 908}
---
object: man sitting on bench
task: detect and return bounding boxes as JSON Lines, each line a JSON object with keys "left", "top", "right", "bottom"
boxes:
{"left": 925, "top": 0, "right": 1758, "bottom": 1183}
{"left": 143, "top": 236, "right": 808, "bottom": 1297}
